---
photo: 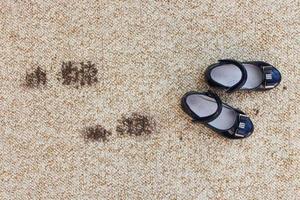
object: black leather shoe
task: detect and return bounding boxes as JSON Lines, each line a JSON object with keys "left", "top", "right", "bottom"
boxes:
{"left": 205, "top": 59, "right": 282, "bottom": 93}
{"left": 181, "top": 91, "right": 254, "bottom": 139}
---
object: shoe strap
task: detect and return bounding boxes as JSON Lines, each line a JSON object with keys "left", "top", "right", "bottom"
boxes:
{"left": 218, "top": 59, "right": 248, "bottom": 93}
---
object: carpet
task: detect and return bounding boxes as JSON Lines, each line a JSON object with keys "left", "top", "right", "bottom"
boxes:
{"left": 0, "top": 0, "right": 299, "bottom": 199}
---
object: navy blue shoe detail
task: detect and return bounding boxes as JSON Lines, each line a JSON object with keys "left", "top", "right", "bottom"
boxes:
{"left": 205, "top": 59, "right": 282, "bottom": 92}
{"left": 227, "top": 112, "right": 254, "bottom": 138}
{"left": 181, "top": 91, "right": 254, "bottom": 139}
{"left": 260, "top": 65, "right": 282, "bottom": 89}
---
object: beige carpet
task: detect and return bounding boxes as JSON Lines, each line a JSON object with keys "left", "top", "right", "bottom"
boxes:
{"left": 0, "top": 0, "right": 299, "bottom": 199}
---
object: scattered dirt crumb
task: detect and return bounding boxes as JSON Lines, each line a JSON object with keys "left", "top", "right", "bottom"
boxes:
{"left": 254, "top": 109, "right": 259, "bottom": 116}
{"left": 283, "top": 86, "right": 287, "bottom": 90}
{"left": 179, "top": 136, "right": 183, "bottom": 141}
{"left": 83, "top": 125, "right": 112, "bottom": 142}
{"left": 116, "top": 113, "right": 156, "bottom": 136}
{"left": 25, "top": 67, "right": 47, "bottom": 88}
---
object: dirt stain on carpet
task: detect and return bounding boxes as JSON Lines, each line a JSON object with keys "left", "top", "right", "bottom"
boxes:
{"left": 116, "top": 113, "right": 156, "bottom": 136}
{"left": 58, "top": 61, "right": 98, "bottom": 88}
{"left": 83, "top": 125, "right": 112, "bottom": 142}
{"left": 25, "top": 66, "right": 47, "bottom": 88}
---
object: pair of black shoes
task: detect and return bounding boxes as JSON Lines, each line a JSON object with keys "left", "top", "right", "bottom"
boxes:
{"left": 181, "top": 59, "right": 282, "bottom": 139}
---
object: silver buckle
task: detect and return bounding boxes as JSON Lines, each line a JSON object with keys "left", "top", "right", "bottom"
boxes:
{"left": 262, "top": 66, "right": 276, "bottom": 89}
{"left": 235, "top": 132, "right": 245, "bottom": 137}
{"left": 239, "top": 122, "right": 245, "bottom": 129}
{"left": 265, "top": 73, "right": 272, "bottom": 80}
{"left": 265, "top": 84, "right": 276, "bottom": 89}
{"left": 234, "top": 114, "right": 247, "bottom": 137}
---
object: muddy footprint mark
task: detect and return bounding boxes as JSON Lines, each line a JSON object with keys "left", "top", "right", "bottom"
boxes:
{"left": 116, "top": 113, "right": 156, "bottom": 136}
{"left": 58, "top": 61, "right": 98, "bottom": 88}
{"left": 83, "top": 125, "right": 112, "bottom": 142}
{"left": 25, "top": 67, "right": 47, "bottom": 88}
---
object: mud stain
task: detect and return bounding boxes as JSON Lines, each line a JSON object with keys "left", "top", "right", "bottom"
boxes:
{"left": 58, "top": 61, "right": 98, "bottom": 88}
{"left": 116, "top": 113, "right": 156, "bottom": 136}
{"left": 25, "top": 67, "right": 47, "bottom": 88}
{"left": 83, "top": 125, "right": 112, "bottom": 142}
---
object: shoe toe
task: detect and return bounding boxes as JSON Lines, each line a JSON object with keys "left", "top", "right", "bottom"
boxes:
{"left": 244, "top": 118, "right": 254, "bottom": 136}
{"left": 270, "top": 67, "right": 282, "bottom": 84}
{"left": 236, "top": 117, "right": 254, "bottom": 138}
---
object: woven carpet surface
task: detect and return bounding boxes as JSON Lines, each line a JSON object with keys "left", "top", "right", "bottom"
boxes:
{"left": 0, "top": 0, "right": 299, "bottom": 199}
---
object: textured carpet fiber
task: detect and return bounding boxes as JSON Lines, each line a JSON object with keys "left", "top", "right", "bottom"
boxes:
{"left": 0, "top": 0, "right": 299, "bottom": 199}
